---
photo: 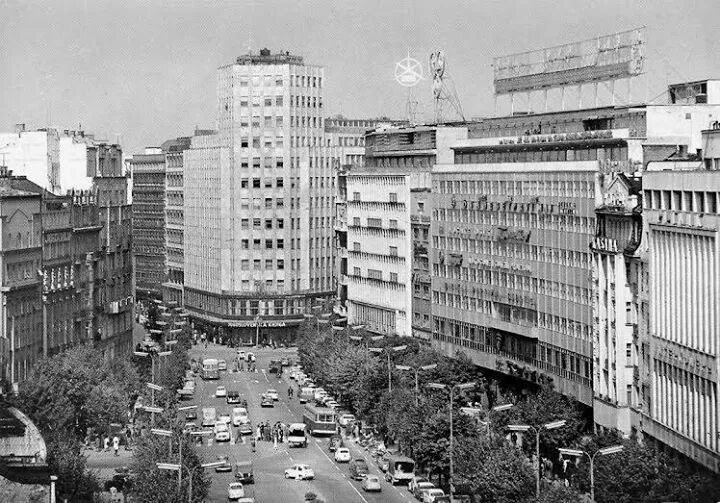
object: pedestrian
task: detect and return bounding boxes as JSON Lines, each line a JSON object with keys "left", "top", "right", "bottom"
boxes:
{"left": 251, "top": 436, "right": 256, "bottom": 453}
{"left": 256, "top": 425, "right": 261, "bottom": 441}
{"left": 125, "top": 427, "right": 132, "bottom": 451}
{"left": 259, "top": 423, "right": 265, "bottom": 440}
{"left": 288, "top": 386, "right": 293, "bottom": 399}
{"left": 112, "top": 435, "right": 120, "bottom": 456}
{"left": 273, "top": 430, "right": 278, "bottom": 449}
{"left": 103, "top": 436, "right": 110, "bottom": 452}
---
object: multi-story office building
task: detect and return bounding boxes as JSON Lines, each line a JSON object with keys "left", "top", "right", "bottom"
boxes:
{"left": 639, "top": 143, "right": 720, "bottom": 471}
{"left": 129, "top": 149, "right": 166, "bottom": 300}
{"left": 0, "top": 168, "right": 42, "bottom": 391}
{"left": 344, "top": 125, "right": 467, "bottom": 336}
{"left": 161, "top": 136, "right": 192, "bottom": 305}
{"left": 431, "top": 87, "right": 720, "bottom": 409}
{"left": 183, "top": 49, "right": 369, "bottom": 342}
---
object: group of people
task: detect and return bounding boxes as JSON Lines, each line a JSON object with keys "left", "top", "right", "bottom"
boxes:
{"left": 85, "top": 430, "right": 124, "bottom": 456}
{"left": 255, "top": 421, "right": 288, "bottom": 448}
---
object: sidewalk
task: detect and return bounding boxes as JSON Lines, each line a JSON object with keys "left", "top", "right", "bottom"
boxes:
{"left": 84, "top": 447, "right": 133, "bottom": 479}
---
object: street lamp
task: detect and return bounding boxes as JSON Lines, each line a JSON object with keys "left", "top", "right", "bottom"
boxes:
{"left": 484, "top": 403, "right": 514, "bottom": 437}
{"left": 558, "top": 444, "right": 623, "bottom": 502}
{"left": 507, "top": 419, "right": 567, "bottom": 498}
{"left": 135, "top": 349, "right": 171, "bottom": 425}
{"left": 369, "top": 345, "right": 407, "bottom": 392}
{"left": 426, "top": 381, "right": 476, "bottom": 503}
{"left": 157, "top": 460, "right": 225, "bottom": 503}
{"left": 152, "top": 428, "right": 189, "bottom": 492}
{"left": 395, "top": 363, "right": 437, "bottom": 405}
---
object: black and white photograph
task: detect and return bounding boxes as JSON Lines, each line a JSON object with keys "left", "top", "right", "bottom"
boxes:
{"left": 1, "top": 1, "right": 719, "bottom": 502}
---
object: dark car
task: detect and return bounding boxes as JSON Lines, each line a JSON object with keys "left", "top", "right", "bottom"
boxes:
{"left": 260, "top": 396, "right": 274, "bottom": 408}
{"left": 215, "top": 455, "right": 232, "bottom": 472}
{"left": 328, "top": 435, "right": 343, "bottom": 452}
{"left": 280, "top": 357, "right": 290, "bottom": 366}
{"left": 226, "top": 390, "right": 242, "bottom": 404}
{"left": 268, "top": 360, "right": 282, "bottom": 374}
{"left": 103, "top": 468, "right": 131, "bottom": 493}
{"left": 349, "top": 458, "right": 369, "bottom": 480}
{"left": 238, "top": 422, "right": 253, "bottom": 435}
{"left": 185, "top": 409, "right": 198, "bottom": 421}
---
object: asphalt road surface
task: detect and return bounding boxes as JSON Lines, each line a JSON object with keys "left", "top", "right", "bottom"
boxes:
{"left": 185, "top": 341, "right": 416, "bottom": 503}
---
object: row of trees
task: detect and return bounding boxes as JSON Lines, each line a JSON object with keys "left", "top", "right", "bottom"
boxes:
{"left": 297, "top": 320, "right": 720, "bottom": 503}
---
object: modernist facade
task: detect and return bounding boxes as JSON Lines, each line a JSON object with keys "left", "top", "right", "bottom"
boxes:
{"left": 641, "top": 163, "right": 720, "bottom": 472}
{"left": 129, "top": 150, "right": 166, "bottom": 299}
{"left": 183, "top": 50, "right": 370, "bottom": 341}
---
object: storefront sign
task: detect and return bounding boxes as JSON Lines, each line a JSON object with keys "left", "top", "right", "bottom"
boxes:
{"left": 451, "top": 196, "right": 577, "bottom": 216}
{"left": 590, "top": 237, "right": 618, "bottom": 253}
{"left": 498, "top": 129, "right": 614, "bottom": 145}
{"left": 227, "top": 320, "right": 288, "bottom": 328}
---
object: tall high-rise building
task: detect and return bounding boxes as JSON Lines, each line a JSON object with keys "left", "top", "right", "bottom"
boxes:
{"left": 183, "top": 49, "right": 367, "bottom": 342}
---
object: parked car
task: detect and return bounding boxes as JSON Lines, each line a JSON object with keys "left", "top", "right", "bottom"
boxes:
{"left": 234, "top": 460, "right": 254, "bottom": 483}
{"left": 413, "top": 481, "right": 436, "bottom": 500}
{"left": 408, "top": 475, "right": 429, "bottom": 493}
{"left": 185, "top": 409, "right": 198, "bottom": 421}
{"left": 338, "top": 413, "right": 356, "bottom": 427}
{"left": 184, "top": 422, "right": 199, "bottom": 433}
{"left": 284, "top": 464, "right": 315, "bottom": 480}
{"left": 266, "top": 389, "right": 279, "bottom": 401}
{"left": 423, "top": 488, "right": 446, "bottom": 503}
{"left": 349, "top": 458, "right": 370, "bottom": 480}
{"left": 218, "top": 359, "right": 227, "bottom": 371}
{"left": 215, "top": 386, "right": 227, "bottom": 398}
{"left": 227, "top": 482, "right": 245, "bottom": 500}
{"left": 334, "top": 448, "right": 351, "bottom": 463}
{"left": 218, "top": 411, "right": 232, "bottom": 424}
{"left": 362, "top": 475, "right": 382, "bottom": 492}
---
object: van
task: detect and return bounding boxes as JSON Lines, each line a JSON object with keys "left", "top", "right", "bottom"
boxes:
{"left": 234, "top": 460, "right": 254, "bottom": 483}
{"left": 385, "top": 455, "right": 415, "bottom": 485}
{"left": 287, "top": 423, "right": 308, "bottom": 447}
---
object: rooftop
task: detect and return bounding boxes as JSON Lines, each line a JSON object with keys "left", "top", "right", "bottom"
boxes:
{"left": 235, "top": 48, "right": 304, "bottom": 66}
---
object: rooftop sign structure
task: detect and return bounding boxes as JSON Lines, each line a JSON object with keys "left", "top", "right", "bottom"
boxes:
{"left": 493, "top": 27, "right": 645, "bottom": 94}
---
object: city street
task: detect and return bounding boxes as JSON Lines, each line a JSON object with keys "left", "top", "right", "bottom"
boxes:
{"left": 187, "top": 342, "right": 414, "bottom": 503}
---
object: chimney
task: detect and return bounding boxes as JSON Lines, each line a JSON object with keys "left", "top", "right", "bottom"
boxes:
{"left": 14, "top": 123, "right": 26, "bottom": 134}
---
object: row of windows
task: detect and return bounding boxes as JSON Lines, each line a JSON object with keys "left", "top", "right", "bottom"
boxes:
{"left": 240, "top": 259, "right": 285, "bottom": 270}
{"left": 349, "top": 217, "right": 399, "bottom": 229}
{"left": 234, "top": 237, "right": 284, "bottom": 249}
{"left": 351, "top": 241, "right": 399, "bottom": 257}
{"left": 236, "top": 74, "right": 322, "bottom": 88}
{"left": 239, "top": 219, "right": 285, "bottom": 232}
{"left": 436, "top": 178, "right": 595, "bottom": 198}
{"left": 435, "top": 209, "right": 595, "bottom": 234}
{"left": 644, "top": 189, "right": 720, "bottom": 214}
{"left": 351, "top": 267, "right": 400, "bottom": 283}
{"left": 453, "top": 145, "right": 628, "bottom": 165}
{"left": 434, "top": 237, "right": 593, "bottom": 269}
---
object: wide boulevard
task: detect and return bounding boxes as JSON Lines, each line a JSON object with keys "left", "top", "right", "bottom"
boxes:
{"left": 186, "top": 341, "right": 414, "bottom": 503}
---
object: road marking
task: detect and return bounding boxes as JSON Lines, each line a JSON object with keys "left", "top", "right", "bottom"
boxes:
{"left": 313, "top": 437, "right": 370, "bottom": 503}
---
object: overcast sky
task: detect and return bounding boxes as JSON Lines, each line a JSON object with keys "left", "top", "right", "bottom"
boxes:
{"left": 1, "top": 0, "right": 719, "bottom": 154}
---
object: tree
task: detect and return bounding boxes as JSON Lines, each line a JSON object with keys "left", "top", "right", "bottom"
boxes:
{"left": 46, "top": 432, "right": 100, "bottom": 503}
{"left": 454, "top": 435, "right": 535, "bottom": 503}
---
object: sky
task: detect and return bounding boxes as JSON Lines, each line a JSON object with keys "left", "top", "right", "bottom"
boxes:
{"left": 1, "top": 0, "right": 719, "bottom": 155}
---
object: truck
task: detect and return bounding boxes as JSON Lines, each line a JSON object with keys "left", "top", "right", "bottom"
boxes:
{"left": 201, "top": 407, "right": 217, "bottom": 427}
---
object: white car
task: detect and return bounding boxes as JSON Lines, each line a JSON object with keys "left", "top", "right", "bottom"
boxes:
{"left": 218, "top": 412, "right": 231, "bottom": 424}
{"left": 232, "top": 407, "right": 249, "bottom": 426}
{"left": 266, "top": 389, "right": 279, "bottom": 401}
{"left": 215, "top": 386, "right": 227, "bottom": 398}
{"left": 326, "top": 401, "right": 340, "bottom": 409}
{"left": 227, "top": 482, "right": 245, "bottom": 500}
{"left": 284, "top": 464, "right": 315, "bottom": 480}
{"left": 334, "top": 447, "right": 351, "bottom": 463}
{"left": 214, "top": 421, "right": 230, "bottom": 442}
{"left": 338, "top": 414, "right": 356, "bottom": 426}
{"left": 423, "top": 488, "right": 446, "bottom": 503}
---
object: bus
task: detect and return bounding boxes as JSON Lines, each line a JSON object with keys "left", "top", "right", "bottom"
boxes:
{"left": 201, "top": 358, "right": 219, "bottom": 380}
{"left": 302, "top": 404, "right": 337, "bottom": 436}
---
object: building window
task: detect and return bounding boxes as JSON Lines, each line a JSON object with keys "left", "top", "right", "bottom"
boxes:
{"left": 277, "top": 239, "right": 284, "bottom": 249}
{"left": 241, "top": 219, "right": 249, "bottom": 229}
{"left": 265, "top": 239, "right": 273, "bottom": 249}
{"left": 253, "top": 239, "right": 261, "bottom": 249}
{"left": 253, "top": 260, "right": 261, "bottom": 270}
{"left": 367, "top": 218, "right": 382, "bottom": 228}
{"left": 353, "top": 267, "right": 361, "bottom": 276}
{"left": 389, "top": 192, "right": 398, "bottom": 203}
{"left": 353, "top": 217, "right": 361, "bottom": 226}
{"left": 277, "top": 218, "right": 284, "bottom": 229}
{"left": 390, "top": 272, "right": 398, "bottom": 283}
{"left": 276, "top": 177, "right": 284, "bottom": 187}
{"left": 253, "top": 178, "right": 261, "bottom": 188}
{"left": 253, "top": 218, "right": 261, "bottom": 229}
{"left": 241, "top": 260, "right": 249, "bottom": 270}
{"left": 353, "top": 242, "right": 361, "bottom": 251}
{"left": 368, "top": 269, "right": 382, "bottom": 280}
{"left": 277, "top": 259, "right": 284, "bottom": 270}
{"left": 389, "top": 219, "right": 398, "bottom": 229}
{"left": 353, "top": 191, "right": 360, "bottom": 201}
{"left": 265, "top": 219, "right": 273, "bottom": 229}
{"left": 241, "top": 178, "right": 249, "bottom": 188}
{"left": 241, "top": 239, "right": 249, "bottom": 249}
{"left": 389, "top": 246, "right": 398, "bottom": 256}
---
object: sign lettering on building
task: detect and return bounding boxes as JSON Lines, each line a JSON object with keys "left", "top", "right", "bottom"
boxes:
{"left": 590, "top": 237, "right": 618, "bottom": 253}
{"left": 227, "top": 320, "right": 288, "bottom": 328}
{"left": 497, "top": 129, "right": 614, "bottom": 145}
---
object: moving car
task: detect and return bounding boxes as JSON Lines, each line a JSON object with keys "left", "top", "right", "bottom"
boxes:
{"left": 287, "top": 423, "right": 308, "bottom": 448}
{"left": 238, "top": 422, "right": 253, "bottom": 436}
{"left": 338, "top": 413, "right": 356, "bottom": 427}
{"left": 413, "top": 481, "right": 436, "bottom": 500}
{"left": 226, "top": 390, "right": 242, "bottom": 404}
{"left": 234, "top": 460, "right": 254, "bottom": 483}
{"left": 284, "top": 464, "right": 315, "bottom": 480}
{"left": 214, "top": 421, "right": 231, "bottom": 442}
{"left": 349, "top": 458, "right": 369, "bottom": 480}
{"left": 218, "top": 359, "right": 227, "bottom": 371}
{"left": 266, "top": 389, "right": 279, "bottom": 401}
{"left": 227, "top": 482, "right": 245, "bottom": 500}
{"left": 215, "top": 455, "right": 232, "bottom": 472}
{"left": 334, "top": 447, "right": 351, "bottom": 463}
{"left": 362, "top": 475, "right": 382, "bottom": 492}
{"left": 423, "top": 488, "right": 446, "bottom": 503}
{"left": 260, "top": 396, "right": 274, "bottom": 408}
{"left": 215, "top": 386, "right": 227, "bottom": 398}
{"left": 185, "top": 409, "right": 198, "bottom": 421}
{"left": 232, "top": 407, "right": 249, "bottom": 426}
{"left": 328, "top": 435, "right": 343, "bottom": 452}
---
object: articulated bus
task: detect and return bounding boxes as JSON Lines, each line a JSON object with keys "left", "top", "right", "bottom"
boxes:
{"left": 303, "top": 404, "right": 337, "bottom": 436}
{"left": 201, "top": 358, "right": 219, "bottom": 380}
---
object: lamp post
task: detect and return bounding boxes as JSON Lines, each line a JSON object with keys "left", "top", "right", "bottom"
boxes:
{"left": 157, "top": 459, "right": 225, "bottom": 503}
{"left": 395, "top": 363, "right": 437, "bottom": 405}
{"left": 485, "top": 403, "right": 514, "bottom": 437}
{"left": 349, "top": 333, "right": 384, "bottom": 371}
{"left": 369, "top": 345, "right": 407, "bottom": 393}
{"left": 507, "top": 419, "right": 567, "bottom": 498}
{"left": 135, "top": 348, "right": 171, "bottom": 425}
{"left": 558, "top": 444, "right": 624, "bottom": 502}
{"left": 426, "top": 382, "right": 476, "bottom": 503}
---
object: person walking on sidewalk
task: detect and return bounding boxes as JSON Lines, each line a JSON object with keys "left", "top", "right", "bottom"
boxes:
{"left": 112, "top": 435, "right": 120, "bottom": 457}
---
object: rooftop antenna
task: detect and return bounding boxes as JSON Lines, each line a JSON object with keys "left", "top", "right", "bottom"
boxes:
{"left": 395, "top": 50, "right": 423, "bottom": 125}
{"left": 430, "top": 51, "right": 465, "bottom": 123}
